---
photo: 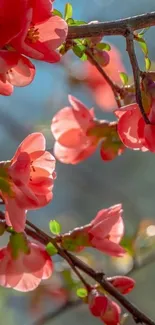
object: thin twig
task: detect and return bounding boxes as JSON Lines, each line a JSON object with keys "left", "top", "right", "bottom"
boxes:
{"left": 85, "top": 48, "right": 123, "bottom": 107}
{"left": 26, "top": 221, "right": 90, "bottom": 289}
{"left": 30, "top": 250, "right": 155, "bottom": 325}
{"left": 67, "top": 12, "right": 155, "bottom": 39}
{"left": 1, "top": 215, "right": 154, "bottom": 325}
{"left": 125, "top": 28, "right": 150, "bottom": 124}
{"left": 24, "top": 220, "right": 155, "bottom": 325}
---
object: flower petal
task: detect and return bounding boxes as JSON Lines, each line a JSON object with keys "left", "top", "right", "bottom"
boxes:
{"left": 13, "top": 133, "right": 46, "bottom": 161}
{"left": 7, "top": 55, "right": 35, "bottom": 87}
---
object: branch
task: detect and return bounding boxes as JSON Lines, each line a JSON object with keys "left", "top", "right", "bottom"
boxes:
{"left": 25, "top": 220, "right": 155, "bottom": 325}
{"left": 125, "top": 29, "right": 150, "bottom": 124}
{"left": 67, "top": 12, "right": 155, "bottom": 39}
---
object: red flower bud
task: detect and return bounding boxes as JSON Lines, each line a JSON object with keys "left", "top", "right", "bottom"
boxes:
{"left": 108, "top": 276, "right": 135, "bottom": 294}
{"left": 100, "top": 299, "right": 121, "bottom": 325}
{"left": 88, "top": 289, "right": 108, "bottom": 317}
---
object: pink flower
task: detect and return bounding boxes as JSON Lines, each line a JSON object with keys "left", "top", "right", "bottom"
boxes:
{"left": 88, "top": 204, "right": 125, "bottom": 256}
{"left": 115, "top": 75, "right": 155, "bottom": 152}
{"left": 0, "top": 241, "right": 53, "bottom": 292}
{"left": 84, "top": 45, "right": 126, "bottom": 111}
{"left": 62, "top": 204, "right": 125, "bottom": 257}
{"left": 115, "top": 102, "right": 155, "bottom": 152}
{"left": 0, "top": 0, "right": 32, "bottom": 48}
{"left": 10, "top": 0, "right": 68, "bottom": 63}
{"left": 51, "top": 95, "right": 98, "bottom": 164}
{"left": 51, "top": 96, "right": 124, "bottom": 164}
{"left": 0, "top": 50, "right": 35, "bottom": 95}
{"left": 1, "top": 133, "right": 56, "bottom": 232}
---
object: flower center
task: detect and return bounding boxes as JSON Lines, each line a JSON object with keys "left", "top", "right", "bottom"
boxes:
{"left": 27, "top": 26, "right": 40, "bottom": 43}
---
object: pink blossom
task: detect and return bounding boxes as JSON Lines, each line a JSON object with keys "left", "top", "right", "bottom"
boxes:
{"left": 1, "top": 133, "right": 56, "bottom": 232}
{"left": 88, "top": 204, "right": 125, "bottom": 256}
{"left": 0, "top": 241, "right": 53, "bottom": 292}
{"left": 51, "top": 96, "right": 125, "bottom": 164}
{"left": 10, "top": 0, "right": 68, "bottom": 63}
{"left": 115, "top": 101, "right": 155, "bottom": 152}
{"left": 0, "top": 0, "right": 32, "bottom": 48}
{"left": 51, "top": 95, "right": 98, "bottom": 164}
{"left": 62, "top": 204, "right": 125, "bottom": 257}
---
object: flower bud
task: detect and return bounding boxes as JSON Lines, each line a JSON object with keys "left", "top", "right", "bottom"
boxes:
{"left": 88, "top": 289, "right": 108, "bottom": 317}
{"left": 100, "top": 299, "right": 121, "bottom": 325}
{"left": 108, "top": 276, "right": 135, "bottom": 294}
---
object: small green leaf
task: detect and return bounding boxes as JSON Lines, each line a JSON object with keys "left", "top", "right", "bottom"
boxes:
{"left": 49, "top": 220, "right": 61, "bottom": 235}
{"left": 71, "top": 20, "right": 86, "bottom": 26}
{"left": 72, "top": 44, "right": 86, "bottom": 58}
{"left": 64, "top": 3, "right": 72, "bottom": 21}
{"left": 80, "top": 53, "right": 87, "bottom": 61}
{"left": 96, "top": 43, "right": 111, "bottom": 51}
{"left": 52, "top": 9, "right": 63, "bottom": 18}
{"left": 46, "top": 242, "right": 58, "bottom": 256}
{"left": 145, "top": 57, "right": 151, "bottom": 71}
{"left": 67, "top": 18, "right": 75, "bottom": 25}
{"left": 119, "top": 72, "right": 129, "bottom": 86}
{"left": 138, "top": 27, "right": 150, "bottom": 37}
{"left": 136, "top": 37, "right": 148, "bottom": 56}
{"left": 76, "top": 288, "right": 88, "bottom": 298}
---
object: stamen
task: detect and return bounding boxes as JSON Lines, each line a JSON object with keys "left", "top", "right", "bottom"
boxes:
{"left": 27, "top": 26, "right": 39, "bottom": 43}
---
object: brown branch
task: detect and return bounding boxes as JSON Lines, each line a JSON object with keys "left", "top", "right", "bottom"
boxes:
{"left": 125, "top": 28, "right": 150, "bottom": 124}
{"left": 30, "top": 251, "right": 155, "bottom": 325}
{"left": 24, "top": 220, "right": 155, "bottom": 325}
{"left": 67, "top": 12, "right": 155, "bottom": 39}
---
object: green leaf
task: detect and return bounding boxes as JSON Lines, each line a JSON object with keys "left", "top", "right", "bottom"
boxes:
{"left": 64, "top": 3, "right": 72, "bottom": 21}
{"left": 138, "top": 27, "right": 150, "bottom": 37}
{"left": 96, "top": 43, "right": 111, "bottom": 51}
{"left": 67, "top": 18, "right": 75, "bottom": 25}
{"left": 145, "top": 57, "right": 151, "bottom": 71}
{"left": 136, "top": 37, "right": 148, "bottom": 56}
{"left": 46, "top": 242, "right": 58, "bottom": 256}
{"left": 49, "top": 220, "right": 61, "bottom": 235}
{"left": 72, "top": 44, "right": 86, "bottom": 58}
{"left": 69, "top": 20, "right": 86, "bottom": 26}
{"left": 52, "top": 9, "right": 63, "bottom": 18}
{"left": 119, "top": 72, "right": 129, "bottom": 86}
{"left": 80, "top": 53, "right": 87, "bottom": 61}
{"left": 76, "top": 288, "right": 88, "bottom": 298}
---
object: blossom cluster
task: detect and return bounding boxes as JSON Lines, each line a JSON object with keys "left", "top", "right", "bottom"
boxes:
{"left": 0, "top": 0, "right": 68, "bottom": 95}
{"left": 0, "top": 1, "right": 152, "bottom": 324}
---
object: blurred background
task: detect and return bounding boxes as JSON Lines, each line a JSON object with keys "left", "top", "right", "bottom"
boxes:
{"left": 1, "top": 0, "right": 155, "bottom": 324}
